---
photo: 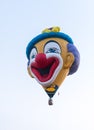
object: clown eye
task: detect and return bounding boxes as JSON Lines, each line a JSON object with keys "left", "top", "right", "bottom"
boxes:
{"left": 44, "top": 41, "right": 61, "bottom": 54}
{"left": 30, "top": 47, "right": 37, "bottom": 59}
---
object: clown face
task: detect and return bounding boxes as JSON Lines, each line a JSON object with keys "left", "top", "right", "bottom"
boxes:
{"left": 26, "top": 27, "right": 80, "bottom": 102}
{"left": 29, "top": 41, "right": 63, "bottom": 87}
{"left": 27, "top": 38, "right": 74, "bottom": 88}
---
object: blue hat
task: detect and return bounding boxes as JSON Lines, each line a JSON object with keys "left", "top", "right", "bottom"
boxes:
{"left": 26, "top": 27, "right": 73, "bottom": 59}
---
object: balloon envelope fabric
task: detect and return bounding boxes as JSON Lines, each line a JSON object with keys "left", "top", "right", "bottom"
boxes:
{"left": 26, "top": 27, "right": 80, "bottom": 105}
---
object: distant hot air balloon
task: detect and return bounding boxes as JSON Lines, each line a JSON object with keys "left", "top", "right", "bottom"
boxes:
{"left": 26, "top": 27, "right": 80, "bottom": 105}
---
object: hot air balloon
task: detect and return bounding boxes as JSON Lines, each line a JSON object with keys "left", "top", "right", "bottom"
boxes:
{"left": 26, "top": 27, "right": 80, "bottom": 105}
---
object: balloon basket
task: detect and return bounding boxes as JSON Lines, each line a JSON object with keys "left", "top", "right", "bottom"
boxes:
{"left": 48, "top": 98, "right": 53, "bottom": 105}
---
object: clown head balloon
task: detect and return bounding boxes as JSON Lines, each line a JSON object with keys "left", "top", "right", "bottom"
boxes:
{"left": 26, "top": 27, "right": 80, "bottom": 105}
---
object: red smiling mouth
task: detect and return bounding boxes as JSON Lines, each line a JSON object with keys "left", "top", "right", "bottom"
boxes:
{"left": 30, "top": 53, "right": 59, "bottom": 82}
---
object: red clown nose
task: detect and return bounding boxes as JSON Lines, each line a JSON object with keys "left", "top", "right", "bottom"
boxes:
{"left": 35, "top": 53, "right": 48, "bottom": 68}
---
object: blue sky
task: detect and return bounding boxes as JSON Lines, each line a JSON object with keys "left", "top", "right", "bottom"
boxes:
{"left": 0, "top": 0, "right": 94, "bottom": 130}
